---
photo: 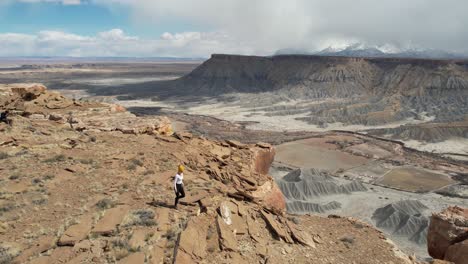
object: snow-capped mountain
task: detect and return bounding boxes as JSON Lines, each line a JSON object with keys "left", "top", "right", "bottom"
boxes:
{"left": 275, "top": 43, "right": 465, "bottom": 59}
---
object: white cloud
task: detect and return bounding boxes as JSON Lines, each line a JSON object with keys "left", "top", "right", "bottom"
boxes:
{"left": 0, "top": 29, "right": 247, "bottom": 57}
{"left": 4, "top": 0, "right": 468, "bottom": 56}
{"left": 18, "top": 0, "right": 82, "bottom": 5}
{"left": 93, "top": 0, "right": 468, "bottom": 55}
{"left": 97, "top": 28, "right": 138, "bottom": 41}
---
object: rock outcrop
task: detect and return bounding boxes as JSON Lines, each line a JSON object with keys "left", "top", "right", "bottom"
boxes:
{"left": 0, "top": 83, "right": 173, "bottom": 136}
{"left": 0, "top": 84, "right": 421, "bottom": 264}
{"left": 427, "top": 206, "right": 468, "bottom": 264}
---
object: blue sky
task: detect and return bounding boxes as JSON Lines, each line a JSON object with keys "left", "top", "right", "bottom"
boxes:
{"left": 0, "top": 0, "right": 467, "bottom": 57}
{"left": 0, "top": 1, "right": 200, "bottom": 38}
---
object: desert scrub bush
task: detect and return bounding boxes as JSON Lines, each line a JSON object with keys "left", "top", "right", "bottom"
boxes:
{"left": 8, "top": 174, "right": 20, "bottom": 180}
{"left": 0, "top": 203, "right": 15, "bottom": 215}
{"left": 164, "top": 227, "right": 179, "bottom": 241}
{"left": 127, "top": 164, "right": 137, "bottom": 171}
{"left": 78, "top": 159, "right": 94, "bottom": 165}
{"left": 122, "top": 209, "right": 157, "bottom": 227}
{"left": 130, "top": 159, "right": 143, "bottom": 167}
{"left": 32, "top": 197, "right": 48, "bottom": 205}
{"left": 144, "top": 232, "right": 155, "bottom": 242}
{"left": 111, "top": 237, "right": 132, "bottom": 261}
{"left": 95, "top": 198, "right": 116, "bottom": 210}
{"left": 31, "top": 178, "right": 43, "bottom": 185}
{"left": 0, "top": 152, "right": 9, "bottom": 160}
{"left": 43, "top": 174, "right": 55, "bottom": 180}
{"left": 0, "top": 243, "right": 20, "bottom": 264}
{"left": 287, "top": 216, "right": 301, "bottom": 225}
{"left": 44, "top": 154, "right": 66, "bottom": 163}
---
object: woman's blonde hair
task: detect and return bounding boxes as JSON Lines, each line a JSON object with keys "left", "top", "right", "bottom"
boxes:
{"left": 178, "top": 165, "right": 185, "bottom": 173}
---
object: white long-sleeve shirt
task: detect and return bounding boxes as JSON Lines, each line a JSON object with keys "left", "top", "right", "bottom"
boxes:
{"left": 174, "top": 173, "right": 183, "bottom": 190}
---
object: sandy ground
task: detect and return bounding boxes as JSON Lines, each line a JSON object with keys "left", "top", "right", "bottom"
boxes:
{"left": 274, "top": 138, "right": 369, "bottom": 171}
{"left": 377, "top": 167, "right": 455, "bottom": 192}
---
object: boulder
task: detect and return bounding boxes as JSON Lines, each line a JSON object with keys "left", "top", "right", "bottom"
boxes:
{"left": 427, "top": 206, "right": 468, "bottom": 262}
{"left": 219, "top": 202, "right": 233, "bottom": 225}
{"left": 11, "top": 84, "right": 47, "bottom": 100}
{"left": 252, "top": 180, "right": 286, "bottom": 214}
{"left": 445, "top": 240, "right": 468, "bottom": 264}
{"left": 250, "top": 146, "right": 275, "bottom": 175}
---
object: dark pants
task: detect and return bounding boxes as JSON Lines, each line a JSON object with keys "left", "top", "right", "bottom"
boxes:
{"left": 174, "top": 183, "right": 185, "bottom": 207}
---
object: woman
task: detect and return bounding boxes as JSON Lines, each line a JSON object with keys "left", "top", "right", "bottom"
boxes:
{"left": 174, "top": 165, "right": 185, "bottom": 209}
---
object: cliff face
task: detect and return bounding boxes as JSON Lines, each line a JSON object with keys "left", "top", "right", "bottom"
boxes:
{"left": 0, "top": 84, "right": 419, "bottom": 264}
{"left": 176, "top": 54, "right": 468, "bottom": 97}
{"left": 162, "top": 54, "right": 468, "bottom": 143}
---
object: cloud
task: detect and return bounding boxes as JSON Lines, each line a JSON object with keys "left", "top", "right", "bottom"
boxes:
{"left": 18, "top": 0, "right": 82, "bottom": 5}
{"left": 0, "top": 29, "right": 248, "bottom": 57}
{"left": 93, "top": 0, "right": 468, "bottom": 55}
{"left": 4, "top": 0, "right": 468, "bottom": 56}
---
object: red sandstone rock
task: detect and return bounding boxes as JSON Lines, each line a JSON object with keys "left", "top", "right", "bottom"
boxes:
{"left": 445, "top": 240, "right": 468, "bottom": 264}
{"left": 250, "top": 146, "right": 275, "bottom": 175}
{"left": 427, "top": 206, "right": 468, "bottom": 262}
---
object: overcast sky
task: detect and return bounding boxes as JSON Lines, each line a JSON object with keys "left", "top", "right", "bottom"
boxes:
{"left": 0, "top": 0, "right": 467, "bottom": 57}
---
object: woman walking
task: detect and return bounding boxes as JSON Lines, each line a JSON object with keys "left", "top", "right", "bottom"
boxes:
{"left": 174, "top": 165, "right": 185, "bottom": 209}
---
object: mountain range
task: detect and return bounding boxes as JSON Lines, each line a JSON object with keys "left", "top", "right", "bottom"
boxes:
{"left": 275, "top": 43, "right": 466, "bottom": 59}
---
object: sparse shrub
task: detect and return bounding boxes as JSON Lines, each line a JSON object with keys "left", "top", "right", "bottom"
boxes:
{"left": 221, "top": 179, "right": 230, "bottom": 184}
{"left": 32, "top": 198, "right": 48, "bottom": 205}
{"left": 95, "top": 198, "right": 116, "bottom": 210}
{"left": 15, "top": 149, "right": 28, "bottom": 157}
{"left": 90, "top": 136, "right": 97, "bottom": 143}
{"left": 44, "top": 154, "right": 66, "bottom": 163}
{"left": 340, "top": 235, "right": 355, "bottom": 244}
{"left": 164, "top": 227, "right": 178, "bottom": 241}
{"left": 130, "top": 159, "right": 143, "bottom": 167}
{"left": 31, "top": 178, "right": 42, "bottom": 185}
{"left": 0, "top": 243, "right": 20, "bottom": 264}
{"left": 0, "top": 152, "right": 9, "bottom": 160}
{"left": 111, "top": 238, "right": 131, "bottom": 261}
{"left": 0, "top": 203, "right": 15, "bottom": 214}
{"left": 166, "top": 240, "right": 175, "bottom": 249}
{"left": 8, "top": 174, "right": 20, "bottom": 180}
{"left": 127, "top": 164, "right": 137, "bottom": 171}
{"left": 43, "top": 174, "right": 55, "bottom": 180}
{"left": 79, "top": 159, "right": 94, "bottom": 165}
{"left": 287, "top": 216, "right": 301, "bottom": 225}
{"left": 144, "top": 232, "right": 154, "bottom": 242}
{"left": 123, "top": 209, "right": 157, "bottom": 227}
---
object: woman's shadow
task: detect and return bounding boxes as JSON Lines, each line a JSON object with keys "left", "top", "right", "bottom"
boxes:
{"left": 146, "top": 199, "right": 173, "bottom": 209}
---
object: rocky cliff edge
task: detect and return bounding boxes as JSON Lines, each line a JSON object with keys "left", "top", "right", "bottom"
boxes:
{"left": 0, "top": 84, "right": 421, "bottom": 263}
